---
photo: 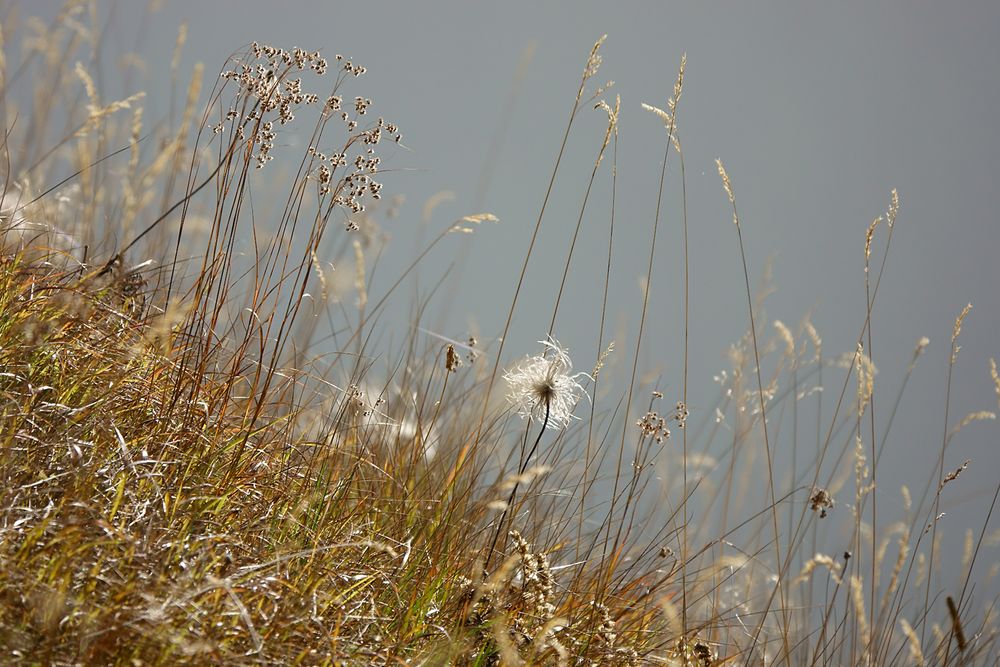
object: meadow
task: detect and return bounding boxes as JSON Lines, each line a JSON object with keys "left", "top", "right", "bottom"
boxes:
{"left": 0, "top": 4, "right": 998, "bottom": 665}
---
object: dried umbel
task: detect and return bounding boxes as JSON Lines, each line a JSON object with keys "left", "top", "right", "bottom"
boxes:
{"left": 636, "top": 397, "right": 688, "bottom": 443}
{"left": 218, "top": 44, "right": 329, "bottom": 164}
{"left": 504, "top": 337, "right": 589, "bottom": 431}
{"left": 809, "top": 487, "right": 835, "bottom": 518}
{"left": 216, "top": 42, "right": 400, "bottom": 222}
{"left": 637, "top": 410, "right": 671, "bottom": 443}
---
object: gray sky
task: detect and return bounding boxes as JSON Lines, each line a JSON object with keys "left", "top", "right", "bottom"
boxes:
{"left": 28, "top": 0, "right": 1000, "bottom": 583}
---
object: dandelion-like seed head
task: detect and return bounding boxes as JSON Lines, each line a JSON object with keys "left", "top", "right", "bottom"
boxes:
{"left": 503, "top": 337, "right": 588, "bottom": 430}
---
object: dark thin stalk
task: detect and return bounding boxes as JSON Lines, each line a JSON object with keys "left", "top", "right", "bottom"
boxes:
{"left": 485, "top": 399, "right": 551, "bottom": 571}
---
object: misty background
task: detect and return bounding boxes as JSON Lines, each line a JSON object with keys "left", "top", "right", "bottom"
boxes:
{"left": 24, "top": 1, "right": 1000, "bottom": 585}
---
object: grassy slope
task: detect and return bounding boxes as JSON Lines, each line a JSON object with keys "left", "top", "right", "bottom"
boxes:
{"left": 1, "top": 7, "right": 998, "bottom": 666}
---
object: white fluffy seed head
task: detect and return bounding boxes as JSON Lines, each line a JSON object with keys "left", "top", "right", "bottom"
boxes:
{"left": 503, "top": 338, "right": 588, "bottom": 430}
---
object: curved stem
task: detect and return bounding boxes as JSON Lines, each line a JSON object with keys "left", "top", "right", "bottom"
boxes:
{"left": 485, "top": 398, "right": 551, "bottom": 571}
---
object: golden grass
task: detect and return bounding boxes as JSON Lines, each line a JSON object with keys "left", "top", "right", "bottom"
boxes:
{"left": 0, "top": 5, "right": 998, "bottom": 665}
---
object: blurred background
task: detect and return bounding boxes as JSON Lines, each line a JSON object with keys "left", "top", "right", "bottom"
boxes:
{"left": 20, "top": 1, "right": 1000, "bottom": 582}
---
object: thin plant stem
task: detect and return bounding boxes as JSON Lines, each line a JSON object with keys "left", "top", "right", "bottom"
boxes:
{"left": 485, "top": 398, "right": 551, "bottom": 571}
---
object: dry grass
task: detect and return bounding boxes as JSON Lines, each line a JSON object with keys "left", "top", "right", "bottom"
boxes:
{"left": 0, "top": 4, "right": 998, "bottom": 665}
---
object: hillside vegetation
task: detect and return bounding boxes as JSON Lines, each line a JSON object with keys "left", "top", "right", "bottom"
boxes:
{"left": 0, "top": 5, "right": 997, "bottom": 665}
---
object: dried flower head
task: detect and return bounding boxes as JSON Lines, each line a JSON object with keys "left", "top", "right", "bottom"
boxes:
{"left": 504, "top": 337, "right": 588, "bottom": 430}
{"left": 509, "top": 530, "right": 555, "bottom": 620}
{"left": 809, "top": 487, "right": 835, "bottom": 518}
{"left": 670, "top": 636, "right": 718, "bottom": 667}
{"left": 637, "top": 410, "right": 670, "bottom": 443}
{"left": 445, "top": 344, "right": 461, "bottom": 373}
